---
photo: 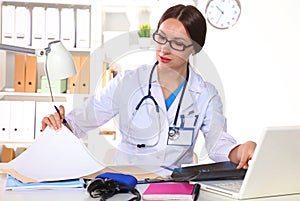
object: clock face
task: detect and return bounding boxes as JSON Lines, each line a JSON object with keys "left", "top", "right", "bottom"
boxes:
{"left": 206, "top": 0, "right": 241, "bottom": 29}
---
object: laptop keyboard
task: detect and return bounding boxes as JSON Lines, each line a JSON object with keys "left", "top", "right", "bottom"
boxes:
{"left": 214, "top": 180, "right": 243, "bottom": 191}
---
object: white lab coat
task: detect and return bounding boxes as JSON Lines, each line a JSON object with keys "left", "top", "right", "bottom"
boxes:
{"left": 66, "top": 63, "right": 237, "bottom": 167}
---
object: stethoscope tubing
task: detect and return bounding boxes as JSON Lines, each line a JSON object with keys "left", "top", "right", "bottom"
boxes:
{"left": 131, "top": 61, "right": 190, "bottom": 147}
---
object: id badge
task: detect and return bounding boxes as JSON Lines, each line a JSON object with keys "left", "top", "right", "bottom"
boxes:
{"left": 167, "top": 127, "right": 194, "bottom": 146}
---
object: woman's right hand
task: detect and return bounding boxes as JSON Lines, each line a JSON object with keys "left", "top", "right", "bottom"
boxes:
{"left": 41, "top": 105, "right": 65, "bottom": 131}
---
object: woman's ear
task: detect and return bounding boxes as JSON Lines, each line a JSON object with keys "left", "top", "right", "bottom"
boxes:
{"left": 191, "top": 49, "right": 196, "bottom": 56}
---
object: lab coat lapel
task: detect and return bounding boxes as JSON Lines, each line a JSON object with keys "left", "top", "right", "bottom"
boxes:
{"left": 180, "top": 88, "right": 194, "bottom": 114}
{"left": 180, "top": 66, "right": 205, "bottom": 115}
{"left": 151, "top": 67, "right": 167, "bottom": 113}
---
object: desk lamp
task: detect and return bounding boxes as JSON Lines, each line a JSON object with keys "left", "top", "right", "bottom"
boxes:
{"left": 0, "top": 41, "right": 76, "bottom": 122}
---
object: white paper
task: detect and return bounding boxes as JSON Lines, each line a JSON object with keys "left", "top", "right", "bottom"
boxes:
{"left": 9, "top": 126, "right": 104, "bottom": 181}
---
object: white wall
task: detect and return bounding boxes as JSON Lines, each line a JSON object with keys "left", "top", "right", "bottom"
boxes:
{"left": 197, "top": 0, "right": 300, "bottom": 143}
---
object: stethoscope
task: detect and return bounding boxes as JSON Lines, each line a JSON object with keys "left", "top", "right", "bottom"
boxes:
{"left": 131, "top": 61, "right": 189, "bottom": 148}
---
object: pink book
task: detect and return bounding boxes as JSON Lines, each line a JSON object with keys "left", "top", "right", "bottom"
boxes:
{"left": 142, "top": 183, "right": 200, "bottom": 201}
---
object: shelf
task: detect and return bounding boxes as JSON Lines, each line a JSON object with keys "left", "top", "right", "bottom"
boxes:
{"left": 1, "top": 0, "right": 92, "bottom": 6}
{"left": 0, "top": 89, "right": 73, "bottom": 102}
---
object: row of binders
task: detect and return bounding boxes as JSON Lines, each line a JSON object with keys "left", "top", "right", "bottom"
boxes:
{"left": 1, "top": 3, "right": 90, "bottom": 49}
{"left": 14, "top": 54, "right": 90, "bottom": 94}
{"left": 0, "top": 100, "right": 71, "bottom": 142}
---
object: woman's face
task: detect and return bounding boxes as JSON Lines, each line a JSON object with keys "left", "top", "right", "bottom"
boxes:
{"left": 155, "top": 18, "right": 194, "bottom": 71}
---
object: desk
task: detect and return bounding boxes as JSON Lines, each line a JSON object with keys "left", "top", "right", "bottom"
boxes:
{"left": 1, "top": 163, "right": 300, "bottom": 201}
{"left": 1, "top": 185, "right": 300, "bottom": 201}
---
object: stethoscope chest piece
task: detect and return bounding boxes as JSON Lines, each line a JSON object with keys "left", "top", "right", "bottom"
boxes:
{"left": 168, "top": 128, "right": 180, "bottom": 141}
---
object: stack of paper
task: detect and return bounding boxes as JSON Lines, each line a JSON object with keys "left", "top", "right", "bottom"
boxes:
{"left": 6, "top": 175, "right": 85, "bottom": 191}
{"left": 9, "top": 126, "right": 104, "bottom": 182}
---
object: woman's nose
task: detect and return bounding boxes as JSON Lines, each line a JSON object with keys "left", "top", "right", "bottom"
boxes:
{"left": 159, "top": 42, "right": 171, "bottom": 53}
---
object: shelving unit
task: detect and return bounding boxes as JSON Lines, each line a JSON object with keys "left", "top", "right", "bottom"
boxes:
{"left": 0, "top": 0, "right": 196, "bottom": 162}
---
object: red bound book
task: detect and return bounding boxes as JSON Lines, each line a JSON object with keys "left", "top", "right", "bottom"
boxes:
{"left": 142, "top": 183, "right": 200, "bottom": 201}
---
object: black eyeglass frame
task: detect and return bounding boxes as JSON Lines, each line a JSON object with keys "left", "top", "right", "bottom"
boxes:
{"left": 152, "top": 30, "right": 194, "bottom": 52}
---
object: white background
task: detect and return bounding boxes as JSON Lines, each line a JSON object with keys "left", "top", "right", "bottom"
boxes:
{"left": 196, "top": 0, "right": 300, "bottom": 143}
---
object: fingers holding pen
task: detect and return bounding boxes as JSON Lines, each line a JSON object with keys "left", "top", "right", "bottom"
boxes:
{"left": 41, "top": 112, "right": 62, "bottom": 131}
{"left": 58, "top": 105, "right": 65, "bottom": 119}
{"left": 41, "top": 105, "right": 66, "bottom": 132}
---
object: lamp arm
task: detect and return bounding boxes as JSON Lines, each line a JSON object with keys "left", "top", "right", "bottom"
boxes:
{"left": 0, "top": 43, "right": 45, "bottom": 56}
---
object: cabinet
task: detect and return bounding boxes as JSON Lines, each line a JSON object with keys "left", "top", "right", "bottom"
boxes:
{"left": 0, "top": 0, "right": 94, "bottom": 152}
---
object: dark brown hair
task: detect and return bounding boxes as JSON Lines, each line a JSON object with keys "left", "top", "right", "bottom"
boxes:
{"left": 157, "top": 4, "right": 207, "bottom": 53}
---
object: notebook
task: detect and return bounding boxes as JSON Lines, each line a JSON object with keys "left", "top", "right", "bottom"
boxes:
{"left": 196, "top": 126, "right": 300, "bottom": 199}
{"left": 142, "top": 183, "right": 200, "bottom": 201}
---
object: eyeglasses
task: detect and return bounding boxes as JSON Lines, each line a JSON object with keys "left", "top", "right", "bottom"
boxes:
{"left": 152, "top": 31, "right": 194, "bottom": 51}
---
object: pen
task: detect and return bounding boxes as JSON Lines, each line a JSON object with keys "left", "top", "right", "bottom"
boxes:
{"left": 54, "top": 105, "right": 67, "bottom": 124}
{"left": 193, "top": 115, "right": 199, "bottom": 126}
{"left": 192, "top": 183, "right": 201, "bottom": 201}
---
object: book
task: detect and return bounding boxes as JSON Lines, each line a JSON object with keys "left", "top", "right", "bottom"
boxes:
{"left": 142, "top": 183, "right": 200, "bottom": 201}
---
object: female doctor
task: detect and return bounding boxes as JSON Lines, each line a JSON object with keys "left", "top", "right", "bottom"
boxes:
{"left": 42, "top": 4, "right": 256, "bottom": 169}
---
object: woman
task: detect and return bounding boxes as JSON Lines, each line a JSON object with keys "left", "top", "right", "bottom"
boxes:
{"left": 42, "top": 4, "right": 256, "bottom": 168}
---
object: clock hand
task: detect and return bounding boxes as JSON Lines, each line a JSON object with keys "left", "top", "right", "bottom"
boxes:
{"left": 216, "top": 6, "right": 224, "bottom": 14}
{"left": 217, "top": 13, "right": 223, "bottom": 24}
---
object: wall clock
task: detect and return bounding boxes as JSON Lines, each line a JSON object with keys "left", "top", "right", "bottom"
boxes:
{"left": 205, "top": 0, "right": 241, "bottom": 29}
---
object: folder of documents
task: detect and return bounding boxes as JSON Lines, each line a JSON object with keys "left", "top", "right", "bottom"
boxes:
{"left": 1, "top": 5, "right": 15, "bottom": 45}
{"left": 61, "top": 8, "right": 75, "bottom": 49}
{"left": 68, "top": 56, "right": 81, "bottom": 93}
{"left": 68, "top": 56, "right": 89, "bottom": 94}
{"left": 20, "top": 101, "right": 35, "bottom": 141}
{"left": 32, "top": 6, "right": 46, "bottom": 48}
{"left": 24, "top": 56, "right": 37, "bottom": 92}
{"left": 1, "top": 145, "right": 15, "bottom": 163}
{"left": 15, "top": 6, "right": 31, "bottom": 46}
{"left": 6, "top": 175, "right": 85, "bottom": 190}
{"left": 14, "top": 54, "right": 26, "bottom": 92}
{"left": 0, "top": 50, "right": 6, "bottom": 90}
{"left": 76, "top": 8, "right": 90, "bottom": 48}
{"left": 0, "top": 101, "right": 11, "bottom": 140}
{"left": 45, "top": 7, "right": 60, "bottom": 44}
{"left": 9, "top": 101, "right": 24, "bottom": 140}
{"left": 78, "top": 56, "right": 90, "bottom": 94}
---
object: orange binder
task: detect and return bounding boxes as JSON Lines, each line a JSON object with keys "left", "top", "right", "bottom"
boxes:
{"left": 68, "top": 56, "right": 81, "bottom": 93}
{"left": 78, "top": 56, "right": 90, "bottom": 94}
{"left": 102, "top": 61, "right": 109, "bottom": 88}
{"left": 24, "top": 55, "right": 37, "bottom": 92}
{"left": 1, "top": 145, "right": 16, "bottom": 162}
{"left": 14, "top": 54, "right": 26, "bottom": 92}
{"left": 68, "top": 56, "right": 90, "bottom": 94}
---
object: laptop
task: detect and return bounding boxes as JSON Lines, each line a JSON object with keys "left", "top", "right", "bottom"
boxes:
{"left": 197, "top": 126, "right": 300, "bottom": 199}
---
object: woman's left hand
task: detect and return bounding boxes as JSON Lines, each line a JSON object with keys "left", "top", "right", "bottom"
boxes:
{"left": 229, "top": 141, "right": 257, "bottom": 169}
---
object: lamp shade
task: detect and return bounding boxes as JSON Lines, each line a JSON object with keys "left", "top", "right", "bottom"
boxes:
{"left": 46, "top": 41, "right": 76, "bottom": 80}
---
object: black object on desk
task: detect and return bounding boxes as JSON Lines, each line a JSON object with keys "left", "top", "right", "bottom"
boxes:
{"left": 171, "top": 161, "right": 247, "bottom": 181}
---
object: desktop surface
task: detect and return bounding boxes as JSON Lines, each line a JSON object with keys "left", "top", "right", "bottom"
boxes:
{"left": 1, "top": 185, "right": 300, "bottom": 201}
